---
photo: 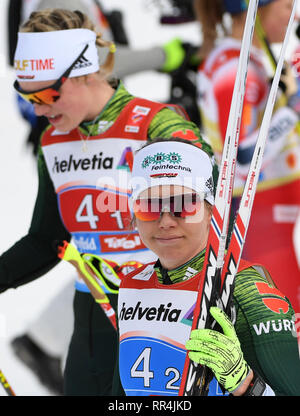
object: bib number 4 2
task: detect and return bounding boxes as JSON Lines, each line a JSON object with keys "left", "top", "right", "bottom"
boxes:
{"left": 130, "top": 347, "right": 180, "bottom": 391}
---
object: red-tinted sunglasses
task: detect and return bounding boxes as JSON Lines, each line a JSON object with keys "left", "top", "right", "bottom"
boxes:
{"left": 13, "top": 44, "right": 88, "bottom": 105}
{"left": 133, "top": 193, "right": 202, "bottom": 222}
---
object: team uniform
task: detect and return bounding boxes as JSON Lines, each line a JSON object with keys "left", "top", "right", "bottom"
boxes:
{"left": 197, "top": 37, "right": 300, "bottom": 314}
{"left": 0, "top": 81, "right": 213, "bottom": 394}
{"left": 117, "top": 250, "right": 300, "bottom": 396}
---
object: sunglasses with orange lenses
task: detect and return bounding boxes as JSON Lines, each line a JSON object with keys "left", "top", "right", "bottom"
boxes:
{"left": 13, "top": 44, "right": 88, "bottom": 105}
{"left": 133, "top": 193, "right": 202, "bottom": 222}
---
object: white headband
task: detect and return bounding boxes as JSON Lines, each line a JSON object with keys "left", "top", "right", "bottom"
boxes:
{"left": 130, "top": 141, "right": 215, "bottom": 205}
{"left": 14, "top": 29, "right": 99, "bottom": 81}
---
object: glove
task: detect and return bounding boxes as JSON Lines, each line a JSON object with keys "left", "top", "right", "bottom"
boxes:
{"left": 185, "top": 306, "right": 250, "bottom": 393}
{"left": 280, "top": 62, "right": 298, "bottom": 97}
{"left": 161, "top": 38, "right": 186, "bottom": 72}
{"left": 161, "top": 38, "right": 200, "bottom": 73}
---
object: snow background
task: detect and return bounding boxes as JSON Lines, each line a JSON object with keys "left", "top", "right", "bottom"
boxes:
{"left": 0, "top": 0, "right": 299, "bottom": 396}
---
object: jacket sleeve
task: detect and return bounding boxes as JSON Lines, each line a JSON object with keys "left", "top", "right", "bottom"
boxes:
{"left": 147, "top": 107, "right": 214, "bottom": 157}
{"left": 233, "top": 266, "right": 300, "bottom": 396}
{"left": 0, "top": 150, "right": 71, "bottom": 292}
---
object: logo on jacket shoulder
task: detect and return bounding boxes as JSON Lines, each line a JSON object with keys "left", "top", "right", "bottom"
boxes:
{"left": 132, "top": 265, "right": 154, "bottom": 281}
{"left": 125, "top": 105, "right": 151, "bottom": 134}
{"left": 73, "top": 54, "right": 92, "bottom": 70}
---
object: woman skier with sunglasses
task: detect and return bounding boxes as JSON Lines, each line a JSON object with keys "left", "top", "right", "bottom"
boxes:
{"left": 114, "top": 138, "right": 300, "bottom": 396}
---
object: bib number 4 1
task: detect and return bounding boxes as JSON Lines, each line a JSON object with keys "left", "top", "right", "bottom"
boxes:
{"left": 59, "top": 188, "right": 131, "bottom": 232}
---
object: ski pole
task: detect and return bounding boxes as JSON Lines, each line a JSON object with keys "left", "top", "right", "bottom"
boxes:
{"left": 56, "top": 241, "right": 117, "bottom": 330}
{"left": 179, "top": 0, "right": 260, "bottom": 396}
{"left": 179, "top": 0, "right": 297, "bottom": 396}
{"left": 0, "top": 369, "right": 16, "bottom": 396}
{"left": 219, "top": 0, "right": 297, "bottom": 314}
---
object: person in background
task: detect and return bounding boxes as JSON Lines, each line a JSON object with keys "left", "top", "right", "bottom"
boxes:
{"left": 1, "top": 8, "right": 214, "bottom": 395}
{"left": 194, "top": 0, "right": 300, "bottom": 322}
{"left": 8, "top": 0, "right": 195, "bottom": 155}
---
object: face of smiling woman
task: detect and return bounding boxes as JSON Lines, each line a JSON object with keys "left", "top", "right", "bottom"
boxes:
{"left": 135, "top": 185, "right": 212, "bottom": 270}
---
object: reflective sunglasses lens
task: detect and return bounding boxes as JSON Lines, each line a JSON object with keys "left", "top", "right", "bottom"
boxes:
{"left": 133, "top": 199, "right": 161, "bottom": 221}
{"left": 133, "top": 194, "right": 201, "bottom": 221}
{"left": 18, "top": 88, "right": 60, "bottom": 105}
{"left": 179, "top": 194, "right": 201, "bottom": 217}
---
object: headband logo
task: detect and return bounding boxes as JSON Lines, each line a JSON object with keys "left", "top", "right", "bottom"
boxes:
{"left": 14, "top": 58, "right": 55, "bottom": 72}
{"left": 142, "top": 152, "right": 182, "bottom": 169}
{"left": 150, "top": 173, "right": 178, "bottom": 179}
{"left": 73, "top": 54, "right": 92, "bottom": 70}
{"left": 205, "top": 177, "right": 214, "bottom": 195}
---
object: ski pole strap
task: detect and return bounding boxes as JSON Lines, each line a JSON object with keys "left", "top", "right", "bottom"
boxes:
{"left": 56, "top": 241, "right": 110, "bottom": 303}
{"left": 56, "top": 240, "right": 117, "bottom": 329}
{"left": 81, "top": 253, "right": 120, "bottom": 294}
{"left": 0, "top": 370, "right": 16, "bottom": 396}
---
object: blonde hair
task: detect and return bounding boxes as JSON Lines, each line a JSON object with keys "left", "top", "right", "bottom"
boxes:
{"left": 20, "top": 8, "right": 115, "bottom": 78}
{"left": 193, "top": 0, "right": 228, "bottom": 60}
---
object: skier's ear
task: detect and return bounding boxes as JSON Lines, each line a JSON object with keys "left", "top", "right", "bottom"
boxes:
{"left": 205, "top": 200, "right": 213, "bottom": 223}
